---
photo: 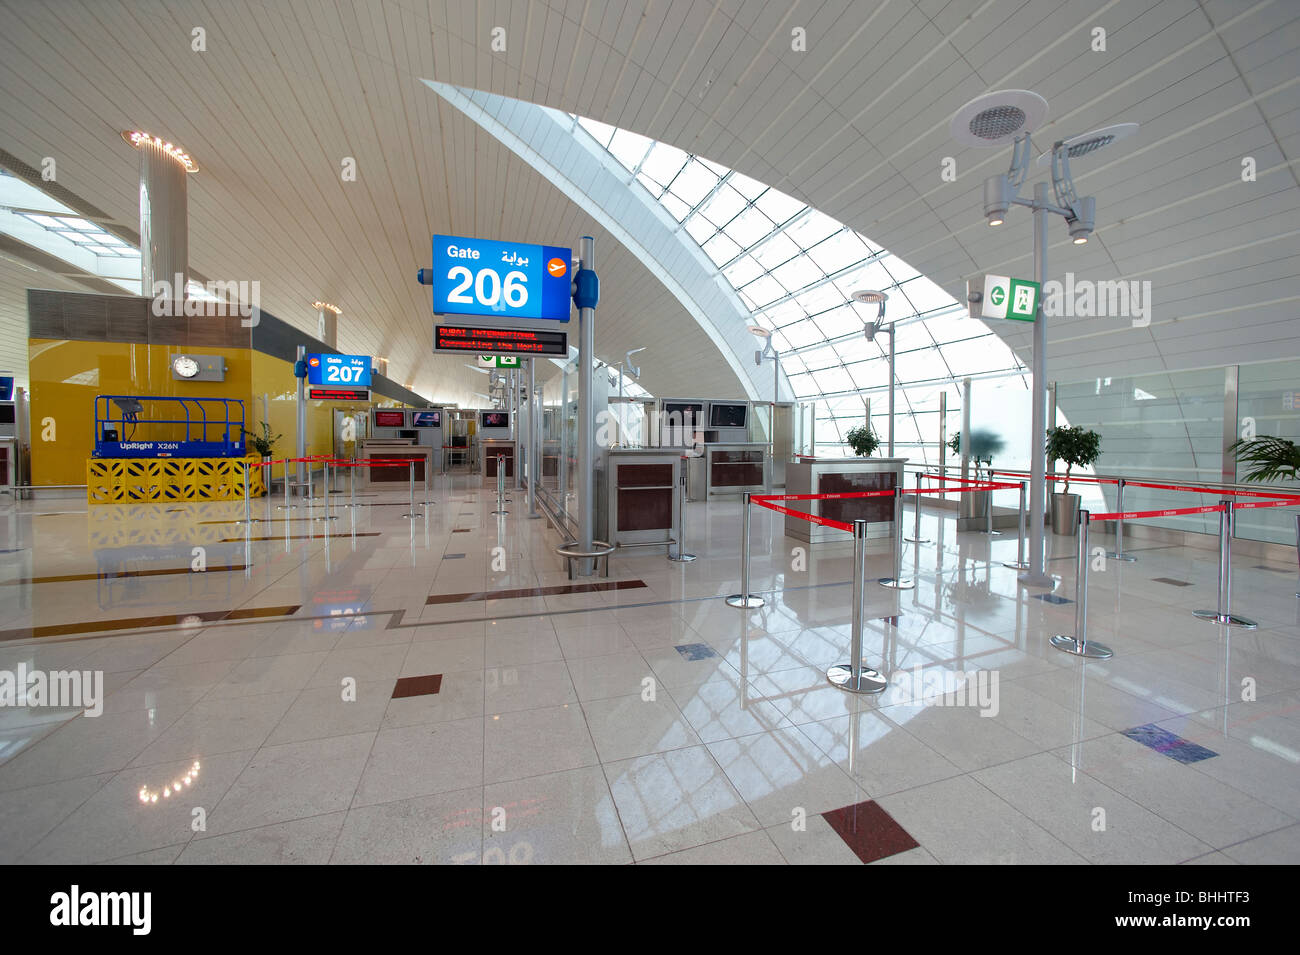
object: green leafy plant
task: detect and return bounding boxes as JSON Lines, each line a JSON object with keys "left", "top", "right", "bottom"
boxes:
{"left": 1046, "top": 425, "right": 1101, "bottom": 494}
{"left": 1229, "top": 435, "right": 1300, "bottom": 483}
{"left": 948, "top": 429, "right": 1005, "bottom": 480}
{"left": 844, "top": 424, "right": 880, "bottom": 457}
{"left": 242, "top": 421, "right": 282, "bottom": 457}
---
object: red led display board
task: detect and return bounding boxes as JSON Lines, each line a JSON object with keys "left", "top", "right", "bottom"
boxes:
{"left": 434, "top": 324, "right": 568, "bottom": 357}
{"left": 308, "top": 386, "right": 371, "bottom": 401}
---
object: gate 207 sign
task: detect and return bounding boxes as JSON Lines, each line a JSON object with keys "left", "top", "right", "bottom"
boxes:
{"left": 430, "top": 235, "right": 573, "bottom": 323}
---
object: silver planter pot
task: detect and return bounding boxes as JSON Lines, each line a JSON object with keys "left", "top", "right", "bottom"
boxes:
{"left": 1051, "top": 491, "right": 1081, "bottom": 535}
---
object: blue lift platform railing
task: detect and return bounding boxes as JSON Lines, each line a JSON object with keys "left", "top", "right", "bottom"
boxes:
{"left": 93, "top": 395, "right": 246, "bottom": 458}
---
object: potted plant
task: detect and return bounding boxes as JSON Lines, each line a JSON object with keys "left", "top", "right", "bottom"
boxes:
{"left": 949, "top": 430, "right": 1004, "bottom": 520}
{"left": 242, "top": 421, "right": 282, "bottom": 491}
{"left": 1046, "top": 425, "right": 1101, "bottom": 534}
{"left": 1228, "top": 435, "right": 1300, "bottom": 483}
{"left": 844, "top": 424, "right": 880, "bottom": 457}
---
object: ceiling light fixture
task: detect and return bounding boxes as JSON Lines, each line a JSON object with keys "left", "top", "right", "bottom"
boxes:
{"left": 121, "top": 130, "right": 198, "bottom": 172}
{"left": 312, "top": 301, "right": 342, "bottom": 314}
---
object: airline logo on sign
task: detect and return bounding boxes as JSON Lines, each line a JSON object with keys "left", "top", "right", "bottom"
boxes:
{"left": 430, "top": 234, "right": 573, "bottom": 322}
{"left": 981, "top": 274, "right": 1040, "bottom": 322}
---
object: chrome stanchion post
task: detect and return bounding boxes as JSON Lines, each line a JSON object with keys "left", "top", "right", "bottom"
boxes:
{"left": 492, "top": 454, "right": 509, "bottom": 515}
{"left": 1106, "top": 478, "right": 1136, "bottom": 561}
{"left": 725, "top": 491, "right": 765, "bottom": 608}
{"left": 828, "top": 518, "right": 887, "bottom": 693}
{"left": 668, "top": 459, "right": 696, "bottom": 562}
{"left": 400, "top": 460, "right": 420, "bottom": 519}
{"left": 1051, "top": 511, "right": 1113, "bottom": 658}
{"left": 1003, "top": 480, "right": 1029, "bottom": 570}
{"left": 905, "top": 470, "right": 929, "bottom": 543}
{"left": 277, "top": 460, "right": 297, "bottom": 510}
{"left": 980, "top": 476, "right": 1001, "bottom": 536}
{"left": 1193, "top": 500, "right": 1257, "bottom": 628}
{"left": 879, "top": 485, "right": 914, "bottom": 590}
{"left": 1295, "top": 513, "right": 1299, "bottom": 600}
{"left": 315, "top": 460, "right": 338, "bottom": 521}
{"left": 235, "top": 462, "right": 257, "bottom": 525}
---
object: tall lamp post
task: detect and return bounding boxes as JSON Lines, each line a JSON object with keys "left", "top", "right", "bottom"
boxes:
{"left": 950, "top": 89, "right": 1137, "bottom": 587}
{"left": 853, "top": 290, "right": 895, "bottom": 457}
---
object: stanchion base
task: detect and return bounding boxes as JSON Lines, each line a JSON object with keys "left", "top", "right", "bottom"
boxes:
{"left": 826, "top": 664, "right": 887, "bottom": 694}
{"left": 491, "top": 509, "right": 510, "bottom": 516}
{"left": 1105, "top": 551, "right": 1137, "bottom": 562}
{"left": 399, "top": 512, "right": 423, "bottom": 520}
{"left": 1191, "top": 610, "right": 1258, "bottom": 629}
{"left": 275, "top": 505, "right": 299, "bottom": 511}
{"left": 878, "top": 577, "right": 915, "bottom": 590}
{"left": 1001, "top": 560, "right": 1030, "bottom": 570}
{"left": 904, "top": 536, "right": 930, "bottom": 544}
{"left": 725, "top": 594, "right": 765, "bottom": 608}
{"left": 233, "top": 518, "right": 260, "bottom": 526}
{"left": 1050, "top": 634, "right": 1114, "bottom": 658}
{"left": 668, "top": 553, "right": 697, "bottom": 562}
{"left": 313, "top": 514, "right": 339, "bottom": 521}
{"left": 978, "top": 530, "right": 1003, "bottom": 536}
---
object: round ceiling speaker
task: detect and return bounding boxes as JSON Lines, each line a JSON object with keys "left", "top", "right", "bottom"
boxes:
{"left": 950, "top": 90, "right": 1049, "bottom": 147}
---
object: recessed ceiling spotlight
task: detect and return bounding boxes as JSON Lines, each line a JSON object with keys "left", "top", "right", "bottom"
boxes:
{"left": 949, "top": 90, "right": 1049, "bottom": 148}
{"left": 121, "top": 130, "right": 198, "bottom": 172}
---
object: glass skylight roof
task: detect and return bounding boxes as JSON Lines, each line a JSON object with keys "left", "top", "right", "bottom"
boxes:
{"left": 572, "top": 116, "right": 1029, "bottom": 461}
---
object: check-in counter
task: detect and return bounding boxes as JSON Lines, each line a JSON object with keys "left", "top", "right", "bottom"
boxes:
{"left": 784, "top": 457, "right": 908, "bottom": 543}
{"left": 687, "top": 442, "right": 768, "bottom": 499}
{"left": 359, "top": 440, "right": 432, "bottom": 487}
{"left": 606, "top": 449, "right": 682, "bottom": 551}
{"left": 481, "top": 438, "right": 515, "bottom": 483}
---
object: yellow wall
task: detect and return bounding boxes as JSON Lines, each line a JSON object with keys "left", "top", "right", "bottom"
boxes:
{"left": 28, "top": 339, "right": 416, "bottom": 487}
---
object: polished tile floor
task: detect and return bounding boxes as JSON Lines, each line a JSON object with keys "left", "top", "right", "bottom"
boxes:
{"left": 1, "top": 475, "right": 1297, "bottom": 864}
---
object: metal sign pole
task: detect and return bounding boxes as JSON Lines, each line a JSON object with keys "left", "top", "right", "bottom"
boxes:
{"left": 827, "top": 518, "right": 887, "bottom": 693}
{"left": 1193, "top": 501, "right": 1257, "bottom": 628}
{"left": 725, "top": 492, "right": 764, "bottom": 608}
{"left": 1051, "top": 511, "right": 1113, "bottom": 658}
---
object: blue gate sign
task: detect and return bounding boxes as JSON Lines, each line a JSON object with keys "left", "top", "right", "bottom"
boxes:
{"left": 306, "top": 354, "right": 372, "bottom": 387}
{"left": 429, "top": 235, "right": 572, "bottom": 322}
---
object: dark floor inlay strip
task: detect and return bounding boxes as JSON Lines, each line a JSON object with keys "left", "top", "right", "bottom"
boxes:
{"left": 0, "top": 604, "right": 300, "bottom": 643}
{"left": 822, "top": 800, "right": 920, "bottom": 864}
{"left": 426, "top": 579, "right": 648, "bottom": 605}
{"left": 2, "top": 564, "right": 247, "bottom": 586}
{"left": 219, "top": 532, "right": 381, "bottom": 542}
{"left": 1032, "top": 593, "right": 1073, "bottom": 604}
{"left": 1121, "top": 723, "right": 1217, "bottom": 763}
{"left": 392, "top": 673, "right": 443, "bottom": 698}
{"left": 1151, "top": 577, "right": 1193, "bottom": 587}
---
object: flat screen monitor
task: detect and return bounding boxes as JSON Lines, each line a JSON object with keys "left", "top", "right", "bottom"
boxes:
{"left": 709, "top": 402, "right": 748, "bottom": 429}
{"left": 0, "top": 405, "right": 15, "bottom": 424}
{"left": 480, "top": 411, "right": 509, "bottom": 429}
{"left": 398, "top": 429, "right": 418, "bottom": 440}
{"left": 662, "top": 401, "right": 703, "bottom": 424}
{"left": 411, "top": 411, "right": 441, "bottom": 428}
{"left": 0, "top": 376, "right": 13, "bottom": 401}
{"left": 374, "top": 410, "right": 405, "bottom": 428}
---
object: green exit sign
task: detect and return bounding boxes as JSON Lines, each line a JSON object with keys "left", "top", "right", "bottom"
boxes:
{"left": 981, "top": 274, "right": 1040, "bottom": 322}
{"left": 477, "top": 354, "right": 520, "bottom": 368}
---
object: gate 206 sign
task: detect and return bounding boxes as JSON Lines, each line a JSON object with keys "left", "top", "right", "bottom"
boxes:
{"left": 431, "top": 235, "right": 573, "bottom": 323}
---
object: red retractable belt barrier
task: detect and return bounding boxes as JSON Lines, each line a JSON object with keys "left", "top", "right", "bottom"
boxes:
{"left": 1091, "top": 503, "right": 1226, "bottom": 521}
{"left": 750, "top": 498, "right": 854, "bottom": 532}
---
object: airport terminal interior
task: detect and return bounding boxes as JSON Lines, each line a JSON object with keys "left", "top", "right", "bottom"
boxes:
{"left": 0, "top": 0, "right": 1298, "bottom": 868}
